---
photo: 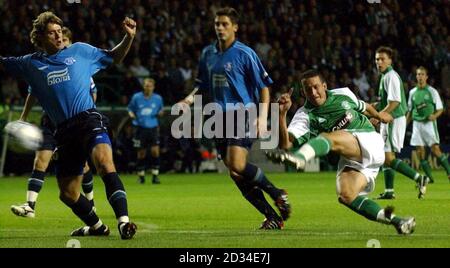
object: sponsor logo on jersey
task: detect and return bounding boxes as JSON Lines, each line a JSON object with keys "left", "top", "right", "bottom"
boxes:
{"left": 332, "top": 111, "right": 353, "bottom": 131}
{"left": 212, "top": 74, "right": 229, "bottom": 88}
{"left": 141, "top": 108, "right": 153, "bottom": 115}
{"left": 417, "top": 102, "right": 427, "bottom": 110}
{"left": 47, "top": 68, "right": 71, "bottom": 85}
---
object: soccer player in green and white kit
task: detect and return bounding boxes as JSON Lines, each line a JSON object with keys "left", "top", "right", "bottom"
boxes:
{"left": 407, "top": 66, "right": 450, "bottom": 182}
{"left": 374, "top": 46, "right": 429, "bottom": 199}
{"left": 266, "top": 69, "right": 415, "bottom": 234}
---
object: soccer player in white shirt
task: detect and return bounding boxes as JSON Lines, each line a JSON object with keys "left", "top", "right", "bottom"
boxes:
{"left": 374, "top": 46, "right": 429, "bottom": 199}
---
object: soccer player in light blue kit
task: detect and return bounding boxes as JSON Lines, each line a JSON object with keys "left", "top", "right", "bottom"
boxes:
{"left": 181, "top": 7, "right": 290, "bottom": 229}
{"left": 11, "top": 27, "right": 97, "bottom": 218}
{"left": 0, "top": 12, "right": 137, "bottom": 239}
{"left": 128, "top": 77, "right": 164, "bottom": 184}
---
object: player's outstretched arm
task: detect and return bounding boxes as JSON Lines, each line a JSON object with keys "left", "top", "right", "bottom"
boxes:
{"left": 110, "top": 17, "right": 136, "bottom": 64}
{"left": 20, "top": 94, "right": 36, "bottom": 122}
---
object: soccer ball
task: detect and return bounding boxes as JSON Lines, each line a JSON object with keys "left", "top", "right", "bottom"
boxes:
{"left": 4, "top": 120, "right": 43, "bottom": 153}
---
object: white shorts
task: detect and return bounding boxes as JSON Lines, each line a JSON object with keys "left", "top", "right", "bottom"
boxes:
{"left": 336, "top": 131, "right": 385, "bottom": 196}
{"left": 410, "top": 120, "right": 440, "bottom": 147}
{"left": 380, "top": 116, "right": 406, "bottom": 153}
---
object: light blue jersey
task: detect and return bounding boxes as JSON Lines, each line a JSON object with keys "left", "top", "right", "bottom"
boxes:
{"left": 196, "top": 40, "right": 272, "bottom": 110}
{"left": 28, "top": 77, "right": 97, "bottom": 99}
{"left": 128, "top": 92, "right": 164, "bottom": 129}
{"left": 2, "top": 42, "right": 112, "bottom": 124}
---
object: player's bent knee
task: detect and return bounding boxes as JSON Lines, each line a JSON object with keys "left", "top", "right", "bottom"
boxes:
{"left": 151, "top": 146, "right": 160, "bottom": 156}
{"left": 95, "top": 162, "right": 116, "bottom": 176}
{"left": 34, "top": 163, "right": 49, "bottom": 172}
{"left": 384, "top": 155, "right": 395, "bottom": 166}
{"left": 229, "top": 170, "right": 244, "bottom": 181}
{"left": 34, "top": 157, "right": 50, "bottom": 171}
{"left": 92, "top": 152, "right": 116, "bottom": 175}
{"left": 337, "top": 191, "right": 357, "bottom": 205}
{"left": 431, "top": 145, "right": 441, "bottom": 156}
{"left": 338, "top": 196, "right": 351, "bottom": 206}
{"left": 227, "top": 161, "right": 246, "bottom": 175}
{"left": 59, "top": 190, "right": 79, "bottom": 205}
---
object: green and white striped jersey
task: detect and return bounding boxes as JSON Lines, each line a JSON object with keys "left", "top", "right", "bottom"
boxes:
{"left": 378, "top": 66, "right": 407, "bottom": 118}
{"left": 288, "top": 87, "right": 374, "bottom": 149}
{"left": 408, "top": 85, "right": 443, "bottom": 121}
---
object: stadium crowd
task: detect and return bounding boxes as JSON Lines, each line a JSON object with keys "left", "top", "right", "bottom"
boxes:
{"left": 0, "top": 0, "right": 449, "bottom": 171}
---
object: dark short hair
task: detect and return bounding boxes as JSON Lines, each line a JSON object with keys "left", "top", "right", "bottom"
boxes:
{"left": 62, "top": 26, "right": 72, "bottom": 42}
{"left": 301, "top": 69, "right": 325, "bottom": 85}
{"left": 376, "top": 46, "right": 395, "bottom": 59}
{"left": 30, "top": 11, "right": 63, "bottom": 49}
{"left": 215, "top": 7, "right": 240, "bottom": 24}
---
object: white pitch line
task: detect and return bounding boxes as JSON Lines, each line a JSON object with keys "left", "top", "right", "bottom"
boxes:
{"left": 2, "top": 228, "right": 450, "bottom": 238}
{"left": 131, "top": 229, "right": 450, "bottom": 238}
{"left": 133, "top": 221, "right": 159, "bottom": 230}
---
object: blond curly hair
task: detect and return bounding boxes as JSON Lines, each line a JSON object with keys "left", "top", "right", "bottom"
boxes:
{"left": 29, "top": 11, "right": 63, "bottom": 49}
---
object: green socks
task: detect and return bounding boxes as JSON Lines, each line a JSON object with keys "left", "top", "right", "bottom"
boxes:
{"left": 437, "top": 155, "right": 450, "bottom": 175}
{"left": 418, "top": 155, "right": 450, "bottom": 182}
{"left": 345, "top": 196, "right": 382, "bottom": 221}
{"left": 391, "top": 158, "right": 420, "bottom": 181}
{"left": 294, "top": 135, "right": 331, "bottom": 161}
{"left": 420, "top": 160, "right": 433, "bottom": 181}
{"left": 383, "top": 167, "right": 395, "bottom": 192}
{"left": 384, "top": 159, "right": 421, "bottom": 193}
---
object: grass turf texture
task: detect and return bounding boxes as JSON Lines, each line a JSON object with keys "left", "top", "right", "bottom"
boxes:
{"left": 0, "top": 171, "right": 449, "bottom": 248}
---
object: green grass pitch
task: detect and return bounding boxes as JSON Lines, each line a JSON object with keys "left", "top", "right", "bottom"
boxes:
{"left": 0, "top": 171, "right": 449, "bottom": 248}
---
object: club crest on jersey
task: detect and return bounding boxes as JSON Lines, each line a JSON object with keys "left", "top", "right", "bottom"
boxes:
{"left": 47, "top": 68, "right": 71, "bottom": 85}
{"left": 341, "top": 101, "right": 351, "bottom": 110}
{"left": 224, "top": 62, "right": 232, "bottom": 71}
{"left": 64, "top": 57, "right": 76, "bottom": 65}
{"left": 318, "top": 117, "right": 326, "bottom": 123}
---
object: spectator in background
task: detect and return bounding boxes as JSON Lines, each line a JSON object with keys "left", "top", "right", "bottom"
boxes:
{"left": 0, "top": 0, "right": 447, "bottom": 139}
{"left": 1, "top": 75, "right": 21, "bottom": 105}
{"left": 179, "top": 58, "right": 193, "bottom": 82}
{"left": 353, "top": 66, "right": 370, "bottom": 101}
{"left": 255, "top": 34, "right": 272, "bottom": 62}
{"left": 129, "top": 57, "right": 150, "bottom": 85}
